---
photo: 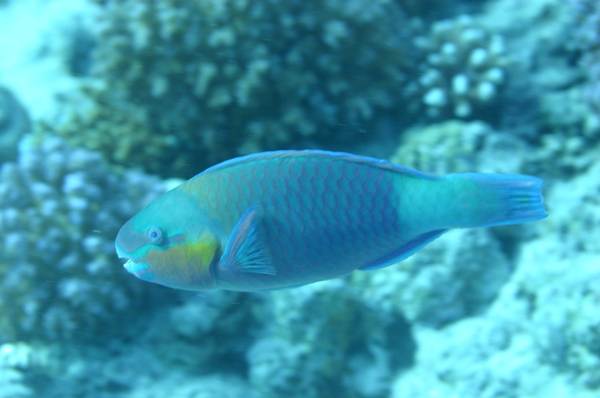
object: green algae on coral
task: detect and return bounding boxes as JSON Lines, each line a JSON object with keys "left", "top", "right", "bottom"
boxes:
{"left": 55, "top": 0, "right": 410, "bottom": 177}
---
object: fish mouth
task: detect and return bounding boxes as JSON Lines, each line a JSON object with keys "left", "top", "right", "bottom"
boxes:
{"left": 115, "top": 244, "right": 138, "bottom": 273}
{"left": 115, "top": 244, "right": 154, "bottom": 280}
{"left": 123, "top": 258, "right": 140, "bottom": 273}
{"left": 115, "top": 243, "right": 130, "bottom": 260}
{"left": 121, "top": 257, "right": 155, "bottom": 281}
{"left": 118, "top": 255, "right": 137, "bottom": 274}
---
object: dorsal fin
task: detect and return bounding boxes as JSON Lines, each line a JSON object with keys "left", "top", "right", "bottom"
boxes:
{"left": 199, "top": 150, "right": 439, "bottom": 180}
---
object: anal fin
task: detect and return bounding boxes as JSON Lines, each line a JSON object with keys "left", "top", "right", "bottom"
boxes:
{"left": 358, "top": 229, "right": 447, "bottom": 271}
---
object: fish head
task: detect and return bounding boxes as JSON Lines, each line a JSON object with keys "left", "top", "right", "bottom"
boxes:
{"left": 115, "top": 189, "right": 219, "bottom": 290}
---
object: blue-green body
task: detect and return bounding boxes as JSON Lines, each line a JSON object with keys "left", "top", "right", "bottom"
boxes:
{"left": 115, "top": 150, "right": 547, "bottom": 292}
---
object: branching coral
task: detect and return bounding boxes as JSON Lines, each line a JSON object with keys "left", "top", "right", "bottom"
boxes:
{"left": 405, "top": 15, "right": 508, "bottom": 120}
{"left": 0, "top": 135, "right": 167, "bottom": 341}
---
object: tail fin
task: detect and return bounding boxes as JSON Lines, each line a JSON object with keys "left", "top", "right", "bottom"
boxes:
{"left": 444, "top": 173, "right": 548, "bottom": 228}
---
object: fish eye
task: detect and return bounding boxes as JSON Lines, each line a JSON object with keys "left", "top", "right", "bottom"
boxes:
{"left": 146, "top": 226, "right": 164, "bottom": 245}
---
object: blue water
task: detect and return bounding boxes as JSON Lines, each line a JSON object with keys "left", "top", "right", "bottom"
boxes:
{"left": 0, "top": 0, "right": 596, "bottom": 397}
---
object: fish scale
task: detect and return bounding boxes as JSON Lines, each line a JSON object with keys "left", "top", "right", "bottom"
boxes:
{"left": 206, "top": 155, "right": 401, "bottom": 287}
{"left": 264, "top": 158, "right": 398, "bottom": 279}
{"left": 115, "top": 150, "right": 547, "bottom": 292}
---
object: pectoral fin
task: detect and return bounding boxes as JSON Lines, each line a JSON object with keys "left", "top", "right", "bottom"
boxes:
{"left": 219, "top": 207, "right": 276, "bottom": 275}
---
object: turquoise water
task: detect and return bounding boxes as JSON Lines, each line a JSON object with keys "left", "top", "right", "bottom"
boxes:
{"left": 0, "top": 0, "right": 598, "bottom": 397}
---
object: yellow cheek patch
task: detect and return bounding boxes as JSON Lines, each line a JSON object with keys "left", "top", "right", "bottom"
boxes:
{"left": 143, "top": 233, "right": 220, "bottom": 290}
{"left": 182, "top": 238, "right": 219, "bottom": 267}
{"left": 151, "top": 235, "right": 218, "bottom": 268}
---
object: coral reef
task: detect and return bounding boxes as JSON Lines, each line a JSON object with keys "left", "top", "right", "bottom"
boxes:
{"left": 0, "top": 135, "right": 168, "bottom": 341}
{"left": 528, "top": 86, "right": 600, "bottom": 179}
{"left": 27, "top": 291, "right": 258, "bottom": 397}
{"left": 153, "top": 290, "right": 260, "bottom": 373}
{"left": 248, "top": 280, "right": 414, "bottom": 398}
{"left": 0, "top": 365, "right": 31, "bottom": 398}
{"left": 54, "top": 0, "right": 410, "bottom": 177}
{"left": 539, "top": 159, "right": 600, "bottom": 256}
{"left": 352, "top": 228, "right": 511, "bottom": 328}
{"left": 405, "top": 15, "right": 509, "bottom": 120}
{"left": 0, "top": 341, "right": 55, "bottom": 398}
{"left": 0, "top": 87, "right": 30, "bottom": 163}
{"left": 391, "top": 317, "right": 553, "bottom": 398}
{"left": 391, "top": 244, "right": 600, "bottom": 397}
{"left": 127, "top": 374, "right": 256, "bottom": 398}
{"left": 478, "top": 0, "right": 581, "bottom": 137}
{"left": 569, "top": 0, "right": 600, "bottom": 112}
{"left": 395, "top": 0, "right": 486, "bottom": 21}
{"left": 390, "top": 120, "right": 527, "bottom": 174}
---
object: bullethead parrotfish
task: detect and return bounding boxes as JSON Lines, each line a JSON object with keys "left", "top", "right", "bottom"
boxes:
{"left": 115, "top": 150, "right": 547, "bottom": 292}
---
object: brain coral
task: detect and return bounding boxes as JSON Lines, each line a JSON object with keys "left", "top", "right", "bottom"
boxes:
{"left": 56, "top": 0, "right": 409, "bottom": 177}
{"left": 0, "top": 135, "right": 167, "bottom": 341}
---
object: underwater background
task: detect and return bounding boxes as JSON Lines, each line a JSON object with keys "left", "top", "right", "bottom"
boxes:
{"left": 0, "top": 0, "right": 597, "bottom": 396}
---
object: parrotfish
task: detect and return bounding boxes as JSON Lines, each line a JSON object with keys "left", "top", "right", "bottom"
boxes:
{"left": 115, "top": 150, "right": 547, "bottom": 292}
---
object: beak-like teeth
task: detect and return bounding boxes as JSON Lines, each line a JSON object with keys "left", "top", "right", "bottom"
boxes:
{"left": 123, "top": 259, "right": 134, "bottom": 271}
{"left": 123, "top": 259, "right": 150, "bottom": 275}
{"left": 115, "top": 245, "right": 129, "bottom": 260}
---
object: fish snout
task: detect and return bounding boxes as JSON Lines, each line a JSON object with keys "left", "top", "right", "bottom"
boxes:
{"left": 115, "top": 220, "right": 155, "bottom": 281}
